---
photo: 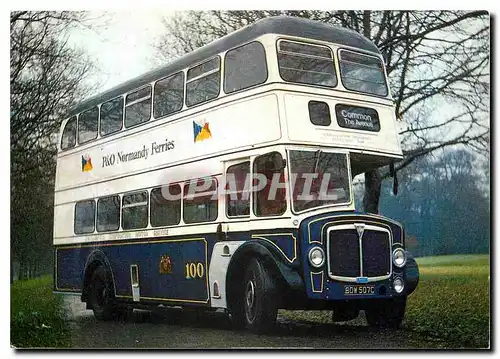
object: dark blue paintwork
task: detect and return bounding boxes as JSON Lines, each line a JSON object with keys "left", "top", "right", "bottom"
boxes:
{"left": 55, "top": 211, "right": 418, "bottom": 307}
{"left": 56, "top": 237, "right": 214, "bottom": 304}
{"left": 55, "top": 229, "right": 299, "bottom": 305}
{"left": 298, "top": 211, "right": 407, "bottom": 300}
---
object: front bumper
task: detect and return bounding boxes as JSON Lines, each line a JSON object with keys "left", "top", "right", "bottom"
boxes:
{"left": 307, "top": 254, "right": 419, "bottom": 300}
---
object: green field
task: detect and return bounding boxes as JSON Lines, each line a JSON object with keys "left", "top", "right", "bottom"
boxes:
{"left": 281, "top": 254, "right": 490, "bottom": 348}
{"left": 405, "top": 254, "right": 490, "bottom": 348}
{"left": 11, "top": 275, "right": 71, "bottom": 348}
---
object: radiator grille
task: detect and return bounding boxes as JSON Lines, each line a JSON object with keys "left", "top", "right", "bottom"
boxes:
{"left": 328, "top": 226, "right": 390, "bottom": 279}
{"left": 328, "top": 229, "right": 360, "bottom": 277}
{"left": 362, "top": 230, "right": 391, "bottom": 277}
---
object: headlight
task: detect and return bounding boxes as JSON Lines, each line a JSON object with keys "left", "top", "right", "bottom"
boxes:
{"left": 308, "top": 246, "right": 325, "bottom": 268}
{"left": 392, "top": 248, "right": 406, "bottom": 268}
{"left": 393, "top": 277, "right": 405, "bottom": 293}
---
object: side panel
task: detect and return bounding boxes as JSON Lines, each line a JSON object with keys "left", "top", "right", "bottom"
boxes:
{"left": 55, "top": 227, "right": 299, "bottom": 306}
{"left": 208, "top": 241, "right": 245, "bottom": 308}
{"left": 55, "top": 236, "right": 214, "bottom": 305}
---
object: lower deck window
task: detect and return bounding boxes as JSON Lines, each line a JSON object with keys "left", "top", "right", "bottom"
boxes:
{"left": 226, "top": 161, "right": 250, "bottom": 217}
{"left": 253, "top": 152, "right": 287, "bottom": 216}
{"left": 97, "top": 195, "right": 120, "bottom": 232}
{"left": 150, "top": 185, "right": 181, "bottom": 226}
{"left": 74, "top": 200, "right": 95, "bottom": 234}
{"left": 183, "top": 178, "right": 218, "bottom": 223}
{"left": 289, "top": 150, "right": 351, "bottom": 212}
{"left": 122, "top": 191, "right": 148, "bottom": 230}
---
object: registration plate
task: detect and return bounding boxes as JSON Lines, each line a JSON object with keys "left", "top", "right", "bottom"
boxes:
{"left": 344, "top": 285, "right": 376, "bottom": 296}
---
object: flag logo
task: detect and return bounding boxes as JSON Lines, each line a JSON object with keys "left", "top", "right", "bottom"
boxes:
{"left": 82, "top": 155, "right": 93, "bottom": 172}
{"left": 193, "top": 120, "right": 212, "bottom": 142}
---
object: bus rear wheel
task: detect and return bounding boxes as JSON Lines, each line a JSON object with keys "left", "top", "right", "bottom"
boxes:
{"left": 234, "top": 258, "right": 278, "bottom": 333}
{"left": 365, "top": 296, "right": 406, "bottom": 329}
{"left": 89, "top": 265, "right": 117, "bottom": 321}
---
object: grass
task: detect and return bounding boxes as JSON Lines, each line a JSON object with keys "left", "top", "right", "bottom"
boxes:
{"left": 280, "top": 254, "right": 490, "bottom": 348}
{"left": 405, "top": 254, "right": 490, "bottom": 348}
{"left": 11, "top": 275, "right": 71, "bottom": 348}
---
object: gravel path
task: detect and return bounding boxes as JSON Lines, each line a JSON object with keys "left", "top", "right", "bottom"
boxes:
{"left": 63, "top": 296, "right": 454, "bottom": 349}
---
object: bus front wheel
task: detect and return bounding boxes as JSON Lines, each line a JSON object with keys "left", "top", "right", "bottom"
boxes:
{"left": 89, "top": 265, "right": 117, "bottom": 321}
{"left": 234, "top": 257, "right": 278, "bottom": 333}
{"left": 365, "top": 296, "right": 406, "bottom": 329}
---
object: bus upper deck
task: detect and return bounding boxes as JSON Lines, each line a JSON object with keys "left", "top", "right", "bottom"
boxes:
{"left": 56, "top": 16, "right": 402, "bottom": 192}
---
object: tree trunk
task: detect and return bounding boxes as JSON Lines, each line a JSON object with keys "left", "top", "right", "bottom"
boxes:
{"left": 363, "top": 169, "right": 382, "bottom": 214}
{"left": 19, "top": 262, "right": 25, "bottom": 280}
{"left": 360, "top": 11, "right": 382, "bottom": 215}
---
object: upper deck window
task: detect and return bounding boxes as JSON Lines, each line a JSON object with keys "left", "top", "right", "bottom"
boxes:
{"left": 277, "top": 40, "right": 337, "bottom": 87}
{"left": 224, "top": 42, "right": 267, "bottom": 94}
{"left": 77, "top": 106, "right": 98, "bottom": 144}
{"left": 100, "top": 96, "right": 123, "bottom": 137}
{"left": 308, "top": 101, "right": 331, "bottom": 126}
{"left": 125, "top": 86, "right": 152, "bottom": 128}
{"left": 61, "top": 116, "right": 76, "bottom": 150}
{"left": 186, "top": 57, "right": 221, "bottom": 107}
{"left": 338, "top": 50, "right": 388, "bottom": 97}
{"left": 153, "top": 72, "right": 184, "bottom": 119}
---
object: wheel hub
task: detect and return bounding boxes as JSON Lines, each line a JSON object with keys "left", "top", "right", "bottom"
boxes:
{"left": 245, "top": 280, "right": 256, "bottom": 321}
{"left": 93, "top": 279, "right": 108, "bottom": 308}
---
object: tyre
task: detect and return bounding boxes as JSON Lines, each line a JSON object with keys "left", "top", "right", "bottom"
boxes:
{"left": 233, "top": 258, "right": 278, "bottom": 333}
{"left": 332, "top": 301, "right": 360, "bottom": 322}
{"left": 365, "top": 296, "right": 406, "bottom": 329}
{"left": 116, "top": 306, "right": 134, "bottom": 321}
{"left": 89, "top": 265, "right": 117, "bottom": 321}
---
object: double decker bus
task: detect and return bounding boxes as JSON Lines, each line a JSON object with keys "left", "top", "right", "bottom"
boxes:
{"left": 54, "top": 16, "right": 419, "bottom": 333}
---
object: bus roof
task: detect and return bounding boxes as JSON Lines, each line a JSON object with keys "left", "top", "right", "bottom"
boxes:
{"left": 69, "top": 16, "right": 381, "bottom": 117}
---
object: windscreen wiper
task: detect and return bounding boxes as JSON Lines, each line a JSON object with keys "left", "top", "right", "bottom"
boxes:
{"left": 313, "top": 150, "right": 321, "bottom": 174}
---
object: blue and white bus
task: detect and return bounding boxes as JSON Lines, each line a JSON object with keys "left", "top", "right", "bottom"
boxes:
{"left": 54, "top": 16, "right": 419, "bottom": 333}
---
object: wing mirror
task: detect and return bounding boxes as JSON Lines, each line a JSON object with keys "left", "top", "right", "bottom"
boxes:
{"left": 390, "top": 162, "right": 398, "bottom": 196}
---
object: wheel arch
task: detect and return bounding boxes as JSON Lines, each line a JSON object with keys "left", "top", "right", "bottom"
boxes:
{"left": 81, "top": 249, "right": 116, "bottom": 303}
{"left": 225, "top": 240, "right": 304, "bottom": 314}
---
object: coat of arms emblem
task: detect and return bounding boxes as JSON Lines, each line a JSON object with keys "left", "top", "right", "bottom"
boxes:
{"left": 159, "top": 254, "right": 172, "bottom": 274}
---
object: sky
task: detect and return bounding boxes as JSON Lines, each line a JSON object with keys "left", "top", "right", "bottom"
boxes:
{"left": 68, "top": 11, "right": 174, "bottom": 95}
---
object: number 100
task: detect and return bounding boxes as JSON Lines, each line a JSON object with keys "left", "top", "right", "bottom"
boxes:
{"left": 185, "top": 262, "right": 204, "bottom": 279}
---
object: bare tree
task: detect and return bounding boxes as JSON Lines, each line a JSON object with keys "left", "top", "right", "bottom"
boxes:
{"left": 153, "top": 10, "right": 489, "bottom": 213}
{"left": 10, "top": 11, "right": 95, "bottom": 280}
